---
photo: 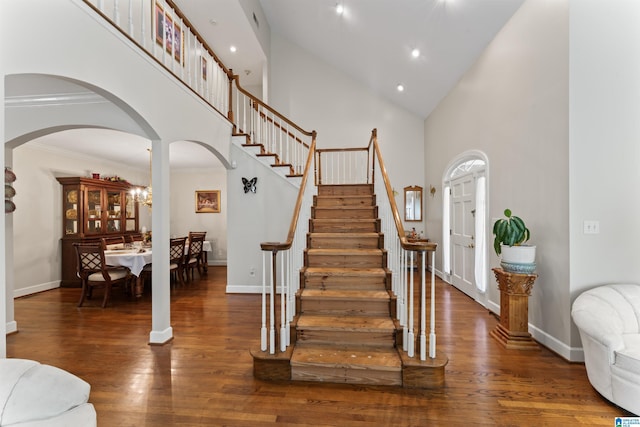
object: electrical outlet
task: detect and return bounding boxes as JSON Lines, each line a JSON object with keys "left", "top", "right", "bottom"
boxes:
{"left": 583, "top": 220, "right": 600, "bottom": 234}
{"left": 249, "top": 266, "right": 256, "bottom": 277}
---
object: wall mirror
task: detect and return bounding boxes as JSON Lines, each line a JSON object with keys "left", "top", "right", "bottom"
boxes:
{"left": 404, "top": 185, "right": 423, "bottom": 222}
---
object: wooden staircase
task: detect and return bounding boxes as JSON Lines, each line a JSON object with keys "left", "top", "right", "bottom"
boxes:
{"left": 291, "top": 183, "right": 401, "bottom": 385}
{"left": 251, "top": 183, "right": 446, "bottom": 388}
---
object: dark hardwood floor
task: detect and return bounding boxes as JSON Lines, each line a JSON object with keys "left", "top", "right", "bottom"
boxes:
{"left": 7, "top": 267, "right": 629, "bottom": 426}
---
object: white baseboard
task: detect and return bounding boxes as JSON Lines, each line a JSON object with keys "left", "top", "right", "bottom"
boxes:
{"left": 225, "top": 285, "right": 284, "bottom": 294}
{"left": 14, "top": 281, "right": 60, "bottom": 298}
{"left": 6, "top": 321, "right": 18, "bottom": 334}
{"left": 208, "top": 260, "right": 227, "bottom": 266}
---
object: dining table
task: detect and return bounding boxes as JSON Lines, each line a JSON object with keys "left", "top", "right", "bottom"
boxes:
{"left": 104, "top": 247, "right": 152, "bottom": 297}
{"left": 104, "top": 241, "right": 212, "bottom": 297}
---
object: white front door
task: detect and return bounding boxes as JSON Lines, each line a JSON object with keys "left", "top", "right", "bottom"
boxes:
{"left": 450, "top": 173, "right": 476, "bottom": 299}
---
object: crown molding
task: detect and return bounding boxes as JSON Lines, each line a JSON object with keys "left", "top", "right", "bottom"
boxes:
{"left": 5, "top": 92, "right": 108, "bottom": 108}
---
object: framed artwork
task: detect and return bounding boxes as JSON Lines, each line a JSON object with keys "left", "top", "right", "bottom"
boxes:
{"left": 195, "top": 190, "right": 220, "bottom": 213}
{"left": 154, "top": 1, "right": 183, "bottom": 62}
{"left": 202, "top": 57, "right": 207, "bottom": 80}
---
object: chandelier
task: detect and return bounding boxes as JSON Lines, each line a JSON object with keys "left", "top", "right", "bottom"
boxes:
{"left": 131, "top": 148, "right": 152, "bottom": 207}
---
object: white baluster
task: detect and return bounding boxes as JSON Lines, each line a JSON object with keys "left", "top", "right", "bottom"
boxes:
{"left": 269, "top": 252, "right": 275, "bottom": 354}
{"left": 127, "top": 0, "right": 133, "bottom": 36}
{"left": 420, "top": 250, "right": 427, "bottom": 361}
{"left": 408, "top": 251, "right": 415, "bottom": 358}
{"left": 261, "top": 252, "right": 267, "bottom": 351}
{"left": 429, "top": 250, "right": 437, "bottom": 359}
{"left": 113, "top": 0, "right": 119, "bottom": 24}
{"left": 280, "top": 251, "right": 286, "bottom": 352}
{"left": 402, "top": 249, "right": 408, "bottom": 351}
{"left": 140, "top": 0, "right": 146, "bottom": 49}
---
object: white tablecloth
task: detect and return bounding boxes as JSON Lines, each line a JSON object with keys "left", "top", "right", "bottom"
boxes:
{"left": 104, "top": 241, "right": 210, "bottom": 277}
{"left": 104, "top": 249, "right": 153, "bottom": 277}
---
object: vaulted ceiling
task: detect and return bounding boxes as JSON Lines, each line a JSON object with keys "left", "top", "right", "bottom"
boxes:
{"left": 12, "top": 0, "right": 526, "bottom": 169}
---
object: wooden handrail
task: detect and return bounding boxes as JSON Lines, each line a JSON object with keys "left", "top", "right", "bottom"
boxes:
{"left": 248, "top": 100, "right": 311, "bottom": 149}
{"left": 369, "top": 129, "right": 436, "bottom": 253}
{"left": 81, "top": 0, "right": 232, "bottom": 123}
{"left": 232, "top": 75, "right": 315, "bottom": 138}
{"left": 261, "top": 132, "right": 317, "bottom": 252}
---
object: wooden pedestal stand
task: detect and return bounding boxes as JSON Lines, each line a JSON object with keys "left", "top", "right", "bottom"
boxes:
{"left": 490, "top": 268, "right": 538, "bottom": 350}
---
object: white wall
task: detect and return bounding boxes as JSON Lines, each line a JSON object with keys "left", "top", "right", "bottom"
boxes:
{"left": 226, "top": 139, "right": 298, "bottom": 292}
{"left": 11, "top": 143, "right": 150, "bottom": 297}
{"left": 569, "top": 0, "right": 640, "bottom": 345}
{"left": 424, "top": 0, "right": 571, "bottom": 355}
{"left": 3, "top": 0, "right": 235, "bottom": 346}
{"left": 268, "top": 34, "right": 427, "bottom": 233}
{"left": 170, "top": 167, "right": 228, "bottom": 264}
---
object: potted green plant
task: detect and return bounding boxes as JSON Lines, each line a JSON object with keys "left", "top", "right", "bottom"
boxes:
{"left": 493, "top": 208, "right": 535, "bottom": 273}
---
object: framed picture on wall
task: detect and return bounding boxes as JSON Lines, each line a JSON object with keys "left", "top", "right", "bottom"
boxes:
{"left": 154, "top": 1, "right": 183, "bottom": 63}
{"left": 202, "top": 57, "right": 207, "bottom": 80}
{"left": 195, "top": 190, "right": 220, "bottom": 213}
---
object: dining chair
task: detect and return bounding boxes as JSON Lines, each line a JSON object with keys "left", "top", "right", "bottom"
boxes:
{"left": 190, "top": 231, "right": 208, "bottom": 271}
{"left": 141, "top": 236, "right": 187, "bottom": 288}
{"left": 126, "top": 233, "right": 144, "bottom": 243}
{"left": 101, "top": 236, "right": 126, "bottom": 250}
{"left": 184, "top": 232, "right": 206, "bottom": 282}
{"left": 73, "top": 242, "right": 131, "bottom": 308}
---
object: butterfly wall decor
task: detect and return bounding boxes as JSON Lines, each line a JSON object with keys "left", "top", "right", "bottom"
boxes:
{"left": 242, "top": 177, "right": 257, "bottom": 193}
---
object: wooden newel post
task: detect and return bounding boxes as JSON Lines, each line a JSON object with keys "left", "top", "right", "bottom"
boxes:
{"left": 490, "top": 268, "right": 539, "bottom": 350}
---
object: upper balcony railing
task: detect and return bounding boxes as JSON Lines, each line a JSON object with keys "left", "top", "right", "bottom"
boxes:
{"left": 82, "top": 0, "right": 314, "bottom": 176}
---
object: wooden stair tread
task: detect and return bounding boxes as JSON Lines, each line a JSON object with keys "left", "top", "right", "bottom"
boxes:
{"left": 301, "top": 289, "right": 390, "bottom": 300}
{"left": 297, "top": 315, "right": 396, "bottom": 331}
{"left": 291, "top": 345, "right": 401, "bottom": 370}
{"left": 305, "top": 267, "right": 387, "bottom": 276}
{"left": 312, "top": 218, "right": 377, "bottom": 223}
{"left": 308, "top": 232, "right": 380, "bottom": 238}
{"left": 314, "top": 206, "right": 374, "bottom": 210}
{"left": 307, "top": 248, "right": 382, "bottom": 255}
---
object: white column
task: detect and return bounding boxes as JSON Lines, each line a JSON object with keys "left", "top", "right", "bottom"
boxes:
{"left": 1, "top": 0, "right": 9, "bottom": 356}
{"left": 149, "top": 139, "right": 173, "bottom": 344}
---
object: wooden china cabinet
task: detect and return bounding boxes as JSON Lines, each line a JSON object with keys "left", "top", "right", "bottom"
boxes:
{"left": 57, "top": 177, "right": 139, "bottom": 287}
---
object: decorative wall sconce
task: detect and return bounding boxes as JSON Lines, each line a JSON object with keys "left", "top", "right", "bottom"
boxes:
{"left": 430, "top": 185, "right": 436, "bottom": 197}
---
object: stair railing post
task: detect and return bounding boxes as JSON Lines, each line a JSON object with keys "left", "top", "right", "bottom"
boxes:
{"left": 279, "top": 249, "right": 287, "bottom": 352}
{"left": 261, "top": 251, "right": 267, "bottom": 351}
{"left": 227, "top": 71, "right": 235, "bottom": 124}
{"left": 401, "top": 248, "right": 408, "bottom": 352}
{"left": 407, "top": 251, "right": 415, "bottom": 358}
{"left": 429, "top": 250, "right": 437, "bottom": 359}
{"left": 269, "top": 249, "right": 277, "bottom": 354}
{"left": 420, "top": 250, "right": 427, "bottom": 361}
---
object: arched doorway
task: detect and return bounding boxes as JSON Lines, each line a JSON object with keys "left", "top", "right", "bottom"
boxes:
{"left": 442, "top": 151, "right": 488, "bottom": 305}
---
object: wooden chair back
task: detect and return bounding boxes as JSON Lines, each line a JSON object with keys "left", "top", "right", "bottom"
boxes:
{"left": 126, "top": 233, "right": 144, "bottom": 243}
{"left": 73, "top": 242, "right": 130, "bottom": 308}
{"left": 101, "top": 236, "right": 126, "bottom": 250}
{"left": 170, "top": 237, "right": 187, "bottom": 267}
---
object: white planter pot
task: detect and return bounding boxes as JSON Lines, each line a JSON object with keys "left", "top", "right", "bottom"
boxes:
{"left": 500, "top": 244, "right": 536, "bottom": 264}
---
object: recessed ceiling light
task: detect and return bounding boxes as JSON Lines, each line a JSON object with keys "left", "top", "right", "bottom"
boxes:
{"left": 335, "top": 3, "right": 344, "bottom": 15}
{"left": 230, "top": 46, "right": 237, "bottom": 53}
{"left": 396, "top": 83, "right": 405, "bottom": 92}
{"left": 411, "top": 48, "right": 420, "bottom": 58}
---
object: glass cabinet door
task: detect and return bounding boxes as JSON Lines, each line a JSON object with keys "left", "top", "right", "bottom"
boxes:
{"left": 106, "top": 190, "right": 122, "bottom": 233}
{"left": 85, "top": 188, "right": 103, "bottom": 234}
{"left": 125, "top": 192, "right": 137, "bottom": 231}
{"left": 63, "top": 187, "right": 80, "bottom": 236}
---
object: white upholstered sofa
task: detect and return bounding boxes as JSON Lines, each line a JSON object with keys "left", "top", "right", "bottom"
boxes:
{"left": 0, "top": 358, "right": 96, "bottom": 426}
{"left": 571, "top": 284, "right": 640, "bottom": 415}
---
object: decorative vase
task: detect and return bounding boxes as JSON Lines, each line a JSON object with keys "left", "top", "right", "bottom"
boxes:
{"left": 500, "top": 244, "right": 536, "bottom": 273}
